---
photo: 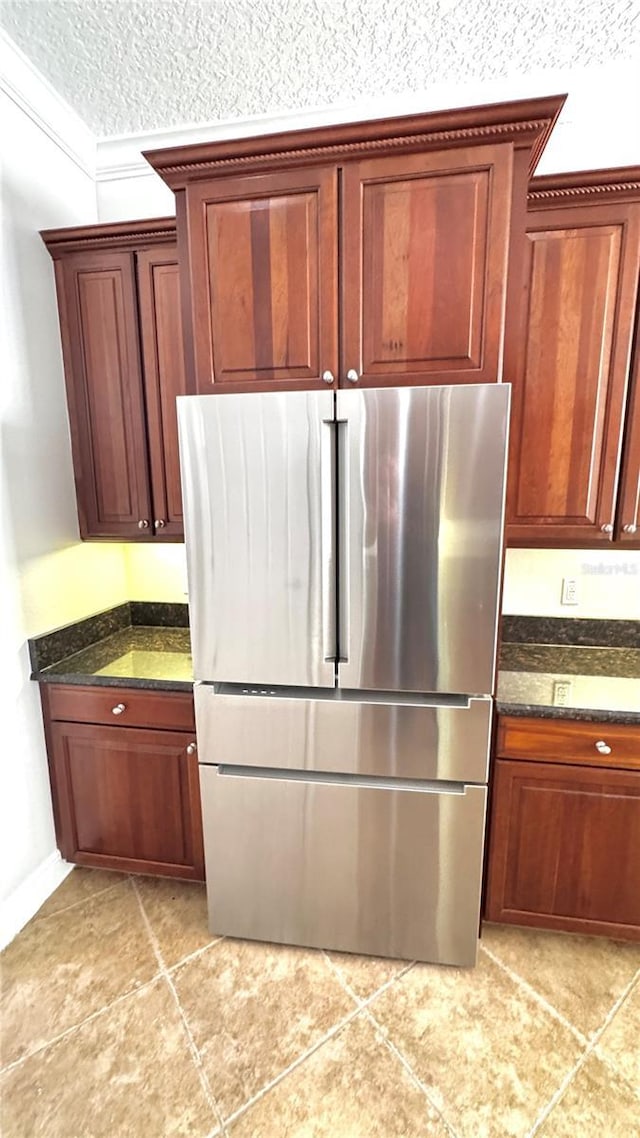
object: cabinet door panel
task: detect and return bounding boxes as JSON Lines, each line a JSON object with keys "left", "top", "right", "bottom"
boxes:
{"left": 617, "top": 332, "right": 640, "bottom": 544}
{"left": 50, "top": 722, "right": 204, "bottom": 879}
{"left": 186, "top": 167, "right": 338, "bottom": 391}
{"left": 485, "top": 758, "right": 640, "bottom": 939}
{"left": 342, "top": 144, "right": 513, "bottom": 386}
{"left": 56, "top": 252, "right": 152, "bottom": 538}
{"left": 136, "top": 247, "right": 187, "bottom": 538}
{"left": 507, "top": 201, "right": 640, "bottom": 544}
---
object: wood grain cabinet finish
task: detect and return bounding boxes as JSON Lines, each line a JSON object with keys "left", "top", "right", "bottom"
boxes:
{"left": 617, "top": 328, "right": 640, "bottom": 541}
{"left": 42, "top": 220, "right": 187, "bottom": 541}
{"left": 42, "top": 685, "right": 204, "bottom": 881}
{"left": 506, "top": 168, "right": 640, "bottom": 546}
{"left": 145, "top": 97, "right": 565, "bottom": 394}
{"left": 184, "top": 167, "right": 338, "bottom": 392}
{"left": 485, "top": 716, "right": 640, "bottom": 940}
{"left": 342, "top": 144, "right": 512, "bottom": 387}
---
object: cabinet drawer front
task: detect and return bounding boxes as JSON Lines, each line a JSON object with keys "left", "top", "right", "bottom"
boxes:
{"left": 45, "top": 684, "right": 195, "bottom": 731}
{"left": 498, "top": 716, "right": 640, "bottom": 770}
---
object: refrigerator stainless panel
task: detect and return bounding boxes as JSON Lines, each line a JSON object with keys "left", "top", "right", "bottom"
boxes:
{"left": 201, "top": 765, "right": 487, "bottom": 966}
{"left": 195, "top": 683, "right": 492, "bottom": 784}
{"left": 178, "top": 390, "right": 336, "bottom": 687}
{"left": 336, "top": 384, "right": 510, "bottom": 694}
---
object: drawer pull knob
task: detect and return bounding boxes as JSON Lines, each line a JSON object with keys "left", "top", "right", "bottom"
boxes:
{"left": 600, "top": 523, "right": 613, "bottom": 534}
{"left": 321, "top": 370, "right": 334, "bottom": 385}
{"left": 138, "top": 519, "right": 149, "bottom": 530}
{"left": 346, "top": 368, "right": 359, "bottom": 383}
{"left": 186, "top": 741, "right": 197, "bottom": 755}
{"left": 623, "top": 523, "right": 637, "bottom": 534}
{"left": 111, "top": 703, "right": 126, "bottom": 716}
{"left": 154, "top": 519, "right": 166, "bottom": 529}
{"left": 595, "top": 740, "right": 611, "bottom": 755}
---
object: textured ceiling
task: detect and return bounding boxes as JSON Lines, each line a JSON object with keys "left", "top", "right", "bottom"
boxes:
{"left": 2, "top": 0, "right": 639, "bottom": 137}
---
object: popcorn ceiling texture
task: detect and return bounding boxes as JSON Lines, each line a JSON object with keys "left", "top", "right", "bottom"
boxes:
{"left": 2, "top": 0, "right": 639, "bottom": 136}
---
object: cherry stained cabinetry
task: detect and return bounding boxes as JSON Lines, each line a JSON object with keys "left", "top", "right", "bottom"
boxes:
{"left": 485, "top": 716, "right": 640, "bottom": 940}
{"left": 42, "top": 221, "right": 187, "bottom": 541}
{"left": 42, "top": 685, "right": 204, "bottom": 880}
{"left": 506, "top": 168, "right": 640, "bottom": 546}
{"left": 145, "top": 98, "right": 565, "bottom": 393}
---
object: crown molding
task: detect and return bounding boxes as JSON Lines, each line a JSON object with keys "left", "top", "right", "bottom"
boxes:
{"left": 0, "top": 29, "right": 96, "bottom": 178}
{"left": 528, "top": 166, "right": 640, "bottom": 206}
{"left": 41, "top": 215, "right": 177, "bottom": 256}
{"left": 144, "top": 95, "right": 566, "bottom": 189}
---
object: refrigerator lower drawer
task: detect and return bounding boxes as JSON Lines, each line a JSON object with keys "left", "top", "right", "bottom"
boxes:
{"left": 195, "top": 685, "right": 492, "bottom": 784}
{"left": 201, "top": 766, "right": 488, "bottom": 967}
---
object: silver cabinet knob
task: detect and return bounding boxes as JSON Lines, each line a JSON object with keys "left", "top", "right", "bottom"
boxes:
{"left": 111, "top": 703, "right": 126, "bottom": 716}
{"left": 154, "top": 519, "right": 166, "bottom": 529}
{"left": 600, "top": 523, "right": 613, "bottom": 533}
{"left": 623, "top": 523, "right": 637, "bottom": 534}
{"left": 595, "top": 740, "right": 611, "bottom": 755}
{"left": 321, "top": 370, "right": 334, "bottom": 385}
{"left": 346, "top": 369, "right": 359, "bottom": 383}
{"left": 186, "top": 742, "right": 197, "bottom": 755}
{"left": 138, "top": 519, "right": 149, "bottom": 530}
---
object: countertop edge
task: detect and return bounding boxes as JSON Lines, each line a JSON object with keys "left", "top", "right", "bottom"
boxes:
{"left": 33, "top": 671, "right": 194, "bottom": 694}
{"left": 496, "top": 701, "right": 640, "bottom": 726}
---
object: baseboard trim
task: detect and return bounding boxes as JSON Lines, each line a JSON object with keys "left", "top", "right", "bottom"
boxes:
{"left": 1, "top": 851, "right": 74, "bottom": 950}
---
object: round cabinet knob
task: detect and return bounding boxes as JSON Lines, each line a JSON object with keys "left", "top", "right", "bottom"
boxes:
{"left": 321, "top": 370, "right": 334, "bottom": 385}
{"left": 595, "top": 740, "right": 612, "bottom": 755}
{"left": 111, "top": 703, "right": 126, "bottom": 716}
{"left": 600, "top": 523, "right": 613, "bottom": 534}
{"left": 154, "top": 519, "right": 166, "bottom": 529}
{"left": 623, "top": 523, "right": 637, "bottom": 534}
{"left": 186, "top": 742, "right": 197, "bottom": 755}
{"left": 346, "top": 369, "right": 359, "bottom": 384}
{"left": 138, "top": 519, "right": 149, "bottom": 530}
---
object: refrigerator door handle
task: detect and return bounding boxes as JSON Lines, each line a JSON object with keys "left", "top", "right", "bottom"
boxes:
{"left": 337, "top": 418, "right": 350, "bottom": 662}
{"left": 320, "top": 419, "right": 337, "bottom": 663}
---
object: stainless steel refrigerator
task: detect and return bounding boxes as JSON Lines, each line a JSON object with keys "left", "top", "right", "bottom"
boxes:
{"left": 178, "top": 384, "right": 510, "bottom": 967}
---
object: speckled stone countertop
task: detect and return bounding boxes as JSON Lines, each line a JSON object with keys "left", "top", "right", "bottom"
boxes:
{"left": 30, "top": 607, "right": 640, "bottom": 721}
{"left": 29, "top": 602, "right": 193, "bottom": 692}
{"left": 497, "top": 618, "right": 640, "bottom": 725}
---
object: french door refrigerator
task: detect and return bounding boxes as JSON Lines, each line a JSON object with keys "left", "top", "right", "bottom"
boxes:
{"left": 178, "top": 383, "right": 509, "bottom": 967}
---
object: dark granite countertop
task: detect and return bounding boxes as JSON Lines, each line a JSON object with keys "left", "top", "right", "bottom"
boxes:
{"left": 29, "top": 602, "right": 193, "bottom": 692}
{"left": 30, "top": 606, "right": 640, "bottom": 723}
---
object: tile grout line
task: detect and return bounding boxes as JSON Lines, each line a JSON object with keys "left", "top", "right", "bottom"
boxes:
{"left": 362, "top": 1003, "right": 461, "bottom": 1138}
{"left": 130, "top": 878, "right": 228, "bottom": 1138}
{"left": 220, "top": 950, "right": 422, "bottom": 1128}
{"left": 525, "top": 964, "right": 640, "bottom": 1137}
{"left": 319, "top": 953, "right": 460, "bottom": 1138}
{"left": 479, "top": 941, "right": 589, "bottom": 1046}
{"left": 219, "top": 1002, "right": 366, "bottom": 1131}
{"left": 30, "top": 878, "right": 129, "bottom": 925}
{"left": 166, "top": 935, "right": 226, "bottom": 976}
{"left": 0, "top": 970, "right": 163, "bottom": 1077}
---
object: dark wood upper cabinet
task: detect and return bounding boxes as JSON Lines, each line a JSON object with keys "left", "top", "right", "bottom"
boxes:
{"left": 145, "top": 97, "right": 565, "bottom": 393}
{"left": 184, "top": 167, "right": 338, "bottom": 392}
{"left": 136, "top": 246, "right": 186, "bottom": 537}
{"left": 617, "top": 320, "right": 640, "bottom": 542}
{"left": 42, "top": 219, "right": 186, "bottom": 541}
{"left": 342, "top": 144, "right": 512, "bottom": 386}
{"left": 506, "top": 168, "right": 640, "bottom": 547}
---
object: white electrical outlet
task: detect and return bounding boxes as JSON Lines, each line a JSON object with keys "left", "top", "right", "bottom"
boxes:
{"left": 553, "top": 680, "right": 573, "bottom": 706}
{"left": 561, "top": 577, "right": 578, "bottom": 605}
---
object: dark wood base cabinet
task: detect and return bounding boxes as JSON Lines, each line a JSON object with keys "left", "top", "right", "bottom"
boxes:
{"left": 41, "top": 685, "right": 204, "bottom": 881}
{"left": 485, "top": 717, "right": 640, "bottom": 940}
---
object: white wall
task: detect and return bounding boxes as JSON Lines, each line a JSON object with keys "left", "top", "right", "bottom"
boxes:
{"left": 0, "top": 66, "right": 133, "bottom": 946}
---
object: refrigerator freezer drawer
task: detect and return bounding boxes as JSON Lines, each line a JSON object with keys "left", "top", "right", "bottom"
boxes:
{"left": 201, "top": 766, "right": 488, "bottom": 966}
{"left": 195, "top": 685, "right": 492, "bottom": 784}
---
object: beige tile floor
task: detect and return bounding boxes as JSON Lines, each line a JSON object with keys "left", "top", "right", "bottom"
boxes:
{"left": 1, "top": 869, "right": 639, "bottom": 1137}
